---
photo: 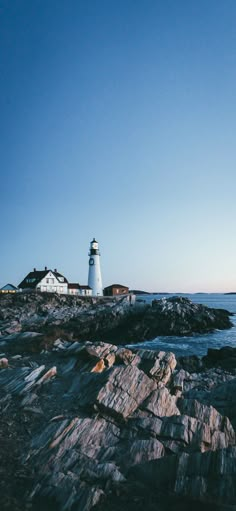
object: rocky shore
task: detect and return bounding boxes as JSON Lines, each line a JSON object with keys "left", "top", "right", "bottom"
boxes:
{"left": 0, "top": 339, "right": 236, "bottom": 510}
{"left": 0, "top": 292, "right": 233, "bottom": 346}
{"left": 0, "top": 293, "right": 235, "bottom": 510}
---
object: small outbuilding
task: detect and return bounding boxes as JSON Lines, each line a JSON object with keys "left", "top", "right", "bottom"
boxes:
{"left": 68, "top": 283, "right": 80, "bottom": 295}
{"left": 78, "top": 285, "right": 92, "bottom": 296}
{"left": 103, "top": 284, "right": 129, "bottom": 296}
{"left": 68, "top": 284, "right": 92, "bottom": 296}
{"left": 0, "top": 284, "right": 19, "bottom": 294}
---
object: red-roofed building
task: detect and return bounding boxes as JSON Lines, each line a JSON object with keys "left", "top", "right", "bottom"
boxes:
{"left": 103, "top": 284, "right": 129, "bottom": 296}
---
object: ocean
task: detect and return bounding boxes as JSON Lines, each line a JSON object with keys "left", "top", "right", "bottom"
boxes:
{"left": 127, "top": 293, "right": 236, "bottom": 357}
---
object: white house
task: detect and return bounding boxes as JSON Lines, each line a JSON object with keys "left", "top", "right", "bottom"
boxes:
{"left": 19, "top": 268, "right": 68, "bottom": 294}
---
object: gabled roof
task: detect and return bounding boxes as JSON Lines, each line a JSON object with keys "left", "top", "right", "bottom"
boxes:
{"left": 19, "top": 271, "right": 48, "bottom": 289}
{"left": 54, "top": 271, "right": 68, "bottom": 283}
{"left": 0, "top": 283, "right": 18, "bottom": 291}
{"left": 79, "top": 285, "right": 92, "bottom": 290}
{"left": 19, "top": 270, "right": 68, "bottom": 289}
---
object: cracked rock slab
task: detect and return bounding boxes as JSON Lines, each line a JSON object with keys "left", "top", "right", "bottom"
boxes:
{"left": 96, "top": 365, "right": 157, "bottom": 419}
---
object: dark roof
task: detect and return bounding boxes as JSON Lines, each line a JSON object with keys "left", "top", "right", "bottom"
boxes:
{"left": 19, "top": 271, "right": 48, "bottom": 289}
{"left": 53, "top": 271, "right": 68, "bottom": 283}
{"left": 67, "top": 284, "right": 92, "bottom": 290}
{"left": 19, "top": 270, "right": 68, "bottom": 289}
{"left": 104, "top": 284, "right": 129, "bottom": 290}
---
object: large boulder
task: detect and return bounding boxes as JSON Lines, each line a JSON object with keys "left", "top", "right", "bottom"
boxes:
{"left": 142, "top": 387, "right": 180, "bottom": 417}
{"left": 185, "top": 378, "right": 236, "bottom": 431}
{"left": 178, "top": 398, "right": 235, "bottom": 445}
{"left": 203, "top": 346, "right": 236, "bottom": 371}
{"left": 66, "top": 363, "right": 157, "bottom": 419}
{"left": 95, "top": 365, "right": 157, "bottom": 419}
{"left": 136, "top": 349, "right": 177, "bottom": 384}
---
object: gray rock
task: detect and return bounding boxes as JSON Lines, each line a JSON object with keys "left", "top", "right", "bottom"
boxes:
{"left": 178, "top": 398, "right": 235, "bottom": 446}
{"left": 135, "top": 349, "right": 177, "bottom": 384}
{"left": 142, "top": 386, "right": 180, "bottom": 417}
{"left": 24, "top": 364, "right": 45, "bottom": 383}
{"left": 32, "top": 476, "right": 104, "bottom": 511}
{"left": 128, "top": 416, "right": 163, "bottom": 437}
{"left": 96, "top": 365, "right": 157, "bottom": 418}
{"left": 126, "top": 438, "right": 164, "bottom": 467}
{"left": 174, "top": 448, "right": 236, "bottom": 504}
{"left": 130, "top": 447, "right": 236, "bottom": 505}
{"left": 172, "top": 369, "right": 190, "bottom": 392}
{"left": 82, "top": 462, "right": 126, "bottom": 483}
{"left": 184, "top": 377, "right": 236, "bottom": 430}
{"left": 0, "top": 296, "right": 235, "bottom": 511}
{"left": 30, "top": 417, "right": 120, "bottom": 464}
{"left": 159, "top": 413, "right": 234, "bottom": 452}
{"left": 115, "top": 347, "right": 141, "bottom": 366}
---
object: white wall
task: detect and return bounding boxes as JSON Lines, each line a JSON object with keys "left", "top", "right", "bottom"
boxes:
{"left": 79, "top": 288, "right": 92, "bottom": 296}
{"left": 68, "top": 287, "right": 92, "bottom": 296}
{"left": 88, "top": 255, "right": 103, "bottom": 296}
{"left": 37, "top": 271, "right": 68, "bottom": 294}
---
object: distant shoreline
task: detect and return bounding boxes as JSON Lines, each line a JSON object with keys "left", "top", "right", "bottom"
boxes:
{"left": 132, "top": 290, "right": 236, "bottom": 296}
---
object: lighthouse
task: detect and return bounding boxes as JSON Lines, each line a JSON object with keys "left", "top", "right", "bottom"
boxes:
{"left": 88, "top": 238, "right": 103, "bottom": 296}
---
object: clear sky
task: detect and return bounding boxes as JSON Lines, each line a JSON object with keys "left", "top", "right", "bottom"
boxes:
{"left": 1, "top": 0, "right": 236, "bottom": 292}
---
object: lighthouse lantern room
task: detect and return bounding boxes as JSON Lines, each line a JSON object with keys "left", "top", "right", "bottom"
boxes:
{"left": 88, "top": 238, "right": 103, "bottom": 296}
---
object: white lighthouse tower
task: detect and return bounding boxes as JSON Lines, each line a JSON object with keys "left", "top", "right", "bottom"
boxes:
{"left": 88, "top": 238, "right": 103, "bottom": 296}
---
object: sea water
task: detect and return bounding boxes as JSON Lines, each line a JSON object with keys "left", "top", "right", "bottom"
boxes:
{"left": 127, "top": 293, "right": 236, "bottom": 357}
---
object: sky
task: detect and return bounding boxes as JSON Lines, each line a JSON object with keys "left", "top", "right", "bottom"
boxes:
{"left": 1, "top": 0, "right": 236, "bottom": 292}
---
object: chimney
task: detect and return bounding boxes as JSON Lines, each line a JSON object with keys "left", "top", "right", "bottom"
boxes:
{"left": 45, "top": 266, "right": 47, "bottom": 271}
{"left": 54, "top": 268, "right": 57, "bottom": 273}
{"left": 33, "top": 268, "right": 36, "bottom": 272}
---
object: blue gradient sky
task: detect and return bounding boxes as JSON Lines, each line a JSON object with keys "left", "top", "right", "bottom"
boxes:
{"left": 1, "top": 0, "right": 236, "bottom": 292}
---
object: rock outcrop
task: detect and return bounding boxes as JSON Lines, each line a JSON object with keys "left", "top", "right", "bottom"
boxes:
{"left": 0, "top": 333, "right": 235, "bottom": 510}
{"left": 0, "top": 294, "right": 235, "bottom": 510}
{"left": 0, "top": 293, "right": 233, "bottom": 347}
{"left": 130, "top": 447, "right": 236, "bottom": 506}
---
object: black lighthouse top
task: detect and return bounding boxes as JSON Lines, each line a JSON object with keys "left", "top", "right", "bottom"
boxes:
{"left": 89, "top": 238, "right": 100, "bottom": 256}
